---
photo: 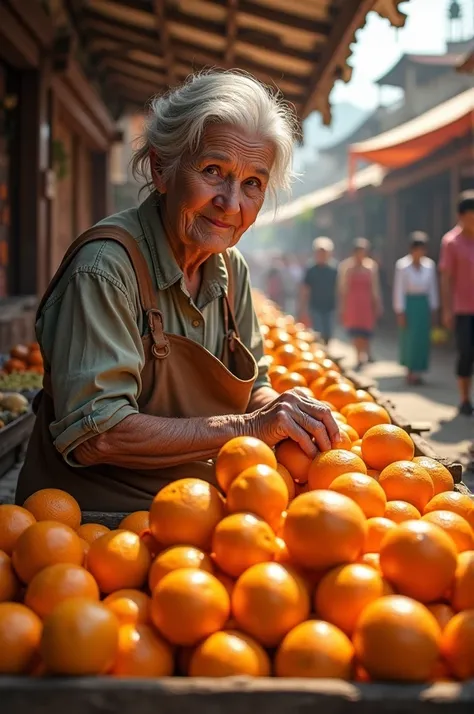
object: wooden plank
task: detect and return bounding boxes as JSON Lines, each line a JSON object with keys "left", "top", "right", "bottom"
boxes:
{"left": 152, "top": 0, "right": 176, "bottom": 87}
{"left": 7, "top": 0, "right": 54, "bottom": 49}
{"left": 237, "top": 0, "right": 331, "bottom": 36}
{"left": 224, "top": 0, "right": 238, "bottom": 67}
{"left": 0, "top": 3, "right": 40, "bottom": 68}
{"left": 1, "top": 676, "right": 474, "bottom": 714}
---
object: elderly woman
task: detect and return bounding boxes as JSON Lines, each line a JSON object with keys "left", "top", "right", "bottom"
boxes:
{"left": 16, "top": 72, "right": 340, "bottom": 511}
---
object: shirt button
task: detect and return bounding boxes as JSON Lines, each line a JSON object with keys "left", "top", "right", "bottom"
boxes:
{"left": 192, "top": 319, "right": 201, "bottom": 327}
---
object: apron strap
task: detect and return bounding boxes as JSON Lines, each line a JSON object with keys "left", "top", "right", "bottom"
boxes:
{"left": 222, "top": 251, "right": 240, "bottom": 341}
{"left": 37, "top": 225, "right": 169, "bottom": 361}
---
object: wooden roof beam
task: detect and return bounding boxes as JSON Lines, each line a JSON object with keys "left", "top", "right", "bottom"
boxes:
{"left": 224, "top": 0, "right": 238, "bottom": 67}
{"left": 152, "top": 0, "right": 176, "bottom": 87}
{"left": 301, "top": 0, "right": 375, "bottom": 123}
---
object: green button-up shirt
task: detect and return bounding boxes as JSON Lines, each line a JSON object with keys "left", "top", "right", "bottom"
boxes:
{"left": 37, "top": 192, "right": 269, "bottom": 465}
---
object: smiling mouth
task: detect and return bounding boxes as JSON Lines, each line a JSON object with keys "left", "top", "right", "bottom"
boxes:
{"left": 202, "top": 216, "right": 233, "bottom": 229}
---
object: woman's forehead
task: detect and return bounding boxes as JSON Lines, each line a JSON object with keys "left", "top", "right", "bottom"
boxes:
{"left": 194, "top": 123, "right": 275, "bottom": 174}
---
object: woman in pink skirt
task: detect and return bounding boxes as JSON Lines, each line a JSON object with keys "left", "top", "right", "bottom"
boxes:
{"left": 338, "top": 238, "right": 383, "bottom": 369}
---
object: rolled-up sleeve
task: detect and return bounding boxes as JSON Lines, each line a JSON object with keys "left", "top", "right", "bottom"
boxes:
{"left": 40, "top": 270, "right": 145, "bottom": 465}
{"left": 231, "top": 252, "right": 270, "bottom": 391}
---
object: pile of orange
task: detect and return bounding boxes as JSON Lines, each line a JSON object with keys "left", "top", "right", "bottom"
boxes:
{"left": 0, "top": 299, "right": 472, "bottom": 683}
{"left": 1, "top": 343, "right": 43, "bottom": 375}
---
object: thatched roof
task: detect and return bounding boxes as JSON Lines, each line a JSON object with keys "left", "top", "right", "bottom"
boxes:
{"left": 68, "top": 0, "right": 409, "bottom": 123}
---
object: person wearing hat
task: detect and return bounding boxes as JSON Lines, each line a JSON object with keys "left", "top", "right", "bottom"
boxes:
{"left": 393, "top": 232, "right": 439, "bottom": 385}
{"left": 338, "top": 238, "right": 383, "bottom": 369}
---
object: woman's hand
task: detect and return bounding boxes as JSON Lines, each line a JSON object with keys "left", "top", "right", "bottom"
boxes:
{"left": 245, "top": 388, "right": 341, "bottom": 458}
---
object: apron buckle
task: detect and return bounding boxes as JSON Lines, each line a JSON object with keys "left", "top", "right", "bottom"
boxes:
{"left": 147, "top": 308, "right": 170, "bottom": 359}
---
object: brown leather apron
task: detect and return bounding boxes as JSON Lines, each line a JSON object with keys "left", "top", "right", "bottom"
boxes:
{"left": 16, "top": 226, "right": 257, "bottom": 511}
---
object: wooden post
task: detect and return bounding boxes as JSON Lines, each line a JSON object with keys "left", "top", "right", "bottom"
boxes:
{"left": 450, "top": 163, "right": 460, "bottom": 223}
{"left": 91, "top": 151, "right": 111, "bottom": 223}
{"left": 385, "top": 191, "right": 399, "bottom": 291}
{"left": 17, "top": 59, "right": 51, "bottom": 297}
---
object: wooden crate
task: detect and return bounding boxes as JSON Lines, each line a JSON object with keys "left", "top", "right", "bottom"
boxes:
{"left": 0, "top": 411, "right": 34, "bottom": 480}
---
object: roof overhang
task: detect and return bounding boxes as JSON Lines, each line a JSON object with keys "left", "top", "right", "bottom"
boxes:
{"left": 255, "top": 164, "right": 385, "bottom": 228}
{"left": 349, "top": 88, "right": 474, "bottom": 170}
{"left": 65, "top": 0, "right": 409, "bottom": 122}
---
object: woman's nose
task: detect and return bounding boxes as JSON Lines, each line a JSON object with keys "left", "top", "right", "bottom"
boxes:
{"left": 213, "top": 183, "right": 240, "bottom": 214}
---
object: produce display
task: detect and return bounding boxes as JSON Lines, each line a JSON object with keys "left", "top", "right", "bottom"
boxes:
{"left": 0, "top": 298, "right": 472, "bottom": 683}
{"left": 0, "top": 343, "right": 43, "bottom": 430}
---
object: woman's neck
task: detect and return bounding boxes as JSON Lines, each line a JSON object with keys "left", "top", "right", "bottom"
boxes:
{"left": 160, "top": 197, "right": 211, "bottom": 284}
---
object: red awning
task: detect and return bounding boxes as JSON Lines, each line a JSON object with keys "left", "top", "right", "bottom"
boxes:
{"left": 349, "top": 88, "right": 474, "bottom": 170}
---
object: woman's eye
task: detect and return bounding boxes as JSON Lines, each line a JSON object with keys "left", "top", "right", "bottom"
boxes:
{"left": 204, "top": 166, "right": 219, "bottom": 176}
{"left": 246, "top": 178, "right": 261, "bottom": 188}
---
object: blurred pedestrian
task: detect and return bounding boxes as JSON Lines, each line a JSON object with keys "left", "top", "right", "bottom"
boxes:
{"left": 265, "top": 258, "right": 286, "bottom": 309}
{"left": 338, "top": 238, "right": 383, "bottom": 369}
{"left": 299, "top": 237, "right": 337, "bottom": 344}
{"left": 393, "top": 232, "right": 439, "bottom": 385}
{"left": 440, "top": 191, "right": 474, "bottom": 415}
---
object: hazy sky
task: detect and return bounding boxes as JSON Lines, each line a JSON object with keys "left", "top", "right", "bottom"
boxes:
{"left": 331, "top": 0, "right": 474, "bottom": 110}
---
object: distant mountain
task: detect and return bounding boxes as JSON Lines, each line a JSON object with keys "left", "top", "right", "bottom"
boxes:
{"left": 302, "top": 103, "right": 370, "bottom": 150}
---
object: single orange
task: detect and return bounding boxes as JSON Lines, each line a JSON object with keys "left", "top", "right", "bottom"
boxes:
{"left": 423, "top": 491, "right": 474, "bottom": 530}
{"left": 275, "top": 619, "right": 354, "bottom": 678}
{"left": 111, "top": 623, "right": 174, "bottom": 677}
{"left": 283, "top": 491, "right": 367, "bottom": 570}
{"left": 351, "top": 444, "right": 363, "bottom": 458}
{"left": 384, "top": 500, "right": 421, "bottom": 523}
{"left": 273, "top": 343, "right": 301, "bottom": 367}
{"left": 357, "top": 552, "right": 382, "bottom": 573}
{"left": 441, "top": 610, "right": 474, "bottom": 680}
{"left": 212, "top": 513, "right": 276, "bottom": 578}
{"left": 216, "top": 438, "right": 277, "bottom": 493}
{"left": 422, "top": 510, "right": 474, "bottom": 553}
{"left": 345, "top": 403, "right": 391, "bottom": 437}
{"left": 25, "top": 563, "right": 99, "bottom": 619}
{"left": 12, "top": 521, "right": 84, "bottom": 584}
{"left": 412, "top": 457, "right": 454, "bottom": 495}
{"left": 379, "top": 520, "right": 457, "bottom": 602}
{"left": 329, "top": 472, "right": 386, "bottom": 518}
{"left": 269, "top": 365, "right": 287, "bottom": 385}
{"left": 103, "top": 589, "right": 151, "bottom": 626}
{"left": 353, "top": 595, "right": 440, "bottom": 681}
{"left": 321, "top": 382, "right": 358, "bottom": 411}
{"left": 315, "top": 563, "right": 389, "bottom": 636}
{"left": 23, "top": 488, "right": 81, "bottom": 530}
{"left": 308, "top": 450, "right": 367, "bottom": 491}
{"left": 232, "top": 562, "right": 310, "bottom": 647}
{"left": 273, "top": 371, "right": 307, "bottom": 393}
{"left": 119, "top": 511, "right": 149, "bottom": 535}
{"left": 0, "top": 549, "right": 20, "bottom": 603}
{"left": 275, "top": 440, "right": 312, "bottom": 484}
{"left": 151, "top": 569, "right": 230, "bottom": 646}
{"left": 378, "top": 461, "right": 434, "bottom": 512}
{"left": 0, "top": 602, "right": 42, "bottom": 674}
{"left": 87, "top": 530, "right": 151, "bottom": 594}
{"left": 427, "top": 603, "right": 455, "bottom": 630}
{"left": 226, "top": 464, "right": 288, "bottom": 531}
{"left": 355, "top": 389, "right": 375, "bottom": 403}
{"left": 149, "top": 478, "right": 225, "bottom": 549}
{"left": 0, "top": 504, "right": 36, "bottom": 555}
{"left": 361, "top": 425, "right": 415, "bottom": 472}
{"left": 289, "top": 361, "right": 324, "bottom": 384}
{"left": 276, "top": 463, "right": 296, "bottom": 501}
{"left": 40, "top": 598, "right": 119, "bottom": 675}
{"left": 189, "top": 630, "right": 271, "bottom": 677}
{"left": 148, "top": 545, "right": 213, "bottom": 592}
{"left": 363, "top": 517, "right": 397, "bottom": 553}
{"left": 76, "top": 523, "right": 110, "bottom": 545}
{"left": 450, "top": 550, "right": 474, "bottom": 611}
{"left": 340, "top": 423, "right": 360, "bottom": 442}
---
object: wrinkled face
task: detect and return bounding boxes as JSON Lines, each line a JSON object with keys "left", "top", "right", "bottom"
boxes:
{"left": 154, "top": 123, "right": 275, "bottom": 254}
{"left": 459, "top": 210, "right": 474, "bottom": 235}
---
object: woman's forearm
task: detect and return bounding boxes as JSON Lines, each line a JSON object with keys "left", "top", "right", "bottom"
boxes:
{"left": 74, "top": 412, "right": 246, "bottom": 470}
{"left": 247, "top": 386, "right": 278, "bottom": 412}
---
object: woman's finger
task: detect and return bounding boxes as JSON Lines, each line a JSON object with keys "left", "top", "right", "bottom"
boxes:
{"left": 295, "top": 408, "right": 332, "bottom": 452}
{"left": 280, "top": 415, "right": 318, "bottom": 458}
{"left": 298, "top": 397, "right": 342, "bottom": 446}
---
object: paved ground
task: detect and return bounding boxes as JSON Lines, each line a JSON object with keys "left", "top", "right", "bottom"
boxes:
{"left": 330, "top": 329, "right": 474, "bottom": 489}
{"left": 1, "top": 330, "right": 473, "bottom": 505}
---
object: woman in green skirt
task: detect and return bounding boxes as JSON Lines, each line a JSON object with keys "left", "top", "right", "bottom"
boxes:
{"left": 393, "top": 232, "right": 439, "bottom": 385}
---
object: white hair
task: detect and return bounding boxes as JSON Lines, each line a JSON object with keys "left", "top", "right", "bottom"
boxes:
{"left": 313, "top": 236, "right": 334, "bottom": 253}
{"left": 131, "top": 70, "right": 299, "bottom": 199}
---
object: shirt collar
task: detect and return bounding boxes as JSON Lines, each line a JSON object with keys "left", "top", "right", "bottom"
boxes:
{"left": 137, "top": 191, "right": 229, "bottom": 301}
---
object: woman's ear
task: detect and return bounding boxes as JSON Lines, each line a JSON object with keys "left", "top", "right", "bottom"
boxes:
{"left": 149, "top": 149, "right": 167, "bottom": 194}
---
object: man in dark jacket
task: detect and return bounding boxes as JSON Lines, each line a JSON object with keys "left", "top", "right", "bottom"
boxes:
{"left": 299, "top": 237, "right": 338, "bottom": 345}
